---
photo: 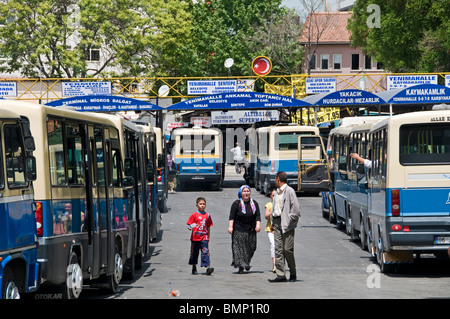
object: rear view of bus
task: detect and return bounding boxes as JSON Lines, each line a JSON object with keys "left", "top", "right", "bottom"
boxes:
{"left": 256, "top": 124, "right": 319, "bottom": 195}
{"left": 0, "top": 105, "right": 38, "bottom": 299}
{"left": 369, "top": 110, "right": 450, "bottom": 272}
{"left": 172, "top": 126, "right": 223, "bottom": 190}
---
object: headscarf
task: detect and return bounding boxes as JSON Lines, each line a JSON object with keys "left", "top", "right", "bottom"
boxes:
{"left": 237, "top": 185, "right": 256, "bottom": 214}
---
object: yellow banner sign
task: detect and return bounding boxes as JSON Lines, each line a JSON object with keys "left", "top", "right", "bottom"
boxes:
{"left": 293, "top": 107, "right": 340, "bottom": 125}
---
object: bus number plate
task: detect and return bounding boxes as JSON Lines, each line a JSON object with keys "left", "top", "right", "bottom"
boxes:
{"left": 434, "top": 236, "right": 450, "bottom": 244}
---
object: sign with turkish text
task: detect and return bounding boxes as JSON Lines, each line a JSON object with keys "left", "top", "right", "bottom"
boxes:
{"left": 387, "top": 75, "right": 438, "bottom": 90}
{"left": 62, "top": 81, "right": 112, "bottom": 96}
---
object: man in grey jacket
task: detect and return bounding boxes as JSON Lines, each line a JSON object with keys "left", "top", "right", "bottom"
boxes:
{"left": 268, "top": 171, "right": 301, "bottom": 283}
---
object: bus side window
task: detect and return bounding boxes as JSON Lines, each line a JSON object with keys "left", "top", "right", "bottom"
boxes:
{"left": 48, "top": 119, "right": 66, "bottom": 186}
{"left": 66, "top": 122, "right": 85, "bottom": 185}
{"left": 4, "top": 124, "right": 27, "bottom": 188}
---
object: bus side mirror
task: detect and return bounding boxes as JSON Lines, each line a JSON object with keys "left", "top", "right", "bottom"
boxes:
{"left": 356, "top": 164, "right": 365, "bottom": 175}
{"left": 24, "top": 136, "right": 36, "bottom": 152}
{"left": 124, "top": 157, "right": 134, "bottom": 178}
{"left": 147, "top": 160, "right": 154, "bottom": 180}
{"left": 26, "top": 156, "right": 36, "bottom": 181}
{"left": 158, "top": 154, "right": 164, "bottom": 169}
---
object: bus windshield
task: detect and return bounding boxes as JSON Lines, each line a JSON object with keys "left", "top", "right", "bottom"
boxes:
{"left": 180, "top": 135, "right": 216, "bottom": 155}
{"left": 400, "top": 123, "right": 450, "bottom": 165}
{"left": 275, "top": 132, "right": 315, "bottom": 150}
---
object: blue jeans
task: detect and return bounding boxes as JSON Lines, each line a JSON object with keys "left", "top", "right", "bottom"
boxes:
{"left": 189, "top": 240, "right": 210, "bottom": 267}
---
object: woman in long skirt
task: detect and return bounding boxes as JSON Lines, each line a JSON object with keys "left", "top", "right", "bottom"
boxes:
{"left": 228, "top": 185, "right": 261, "bottom": 273}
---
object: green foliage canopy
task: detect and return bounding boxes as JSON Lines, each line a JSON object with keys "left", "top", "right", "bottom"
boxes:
{"left": 348, "top": 0, "right": 450, "bottom": 73}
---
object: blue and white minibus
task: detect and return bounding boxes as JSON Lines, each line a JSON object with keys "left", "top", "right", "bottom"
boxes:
{"left": 13, "top": 101, "right": 133, "bottom": 298}
{"left": 137, "top": 123, "right": 162, "bottom": 242}
{"left": 252, "top": 123, "right": 319, "bottom": 195}
{"left": 106, "top": 116, "right": 157, "bottom": 275}
{"left": 172, "top": 126, "right": 223, "bottom": 190}
{"left": 367, "top": 110, "right": 450, "bottom": 272}
{"left": 347, "top": 122, "right": 379, "bottom": 245}
{"left": 0, "top": 103, "right": 38, "bottom": 299}
{"left": 327, "top": 117, "right": 385, "bottom": 229}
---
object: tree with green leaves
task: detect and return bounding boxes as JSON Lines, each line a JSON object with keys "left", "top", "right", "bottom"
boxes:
{"left": 0, "top": 0, "right": 156, "bottom": 78}
{"left": 180, "top": 0, "right": 287, "bottom": 77}
{"left": 246, "top": 9, "right": 304, "bottom": 75}
{"left": 348, "top": 0, "right": 450, "bottom": 73}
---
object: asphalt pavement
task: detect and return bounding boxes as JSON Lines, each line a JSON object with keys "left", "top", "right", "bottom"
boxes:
{"left": 81, "top": 165, "right": 450, "bottom": 304}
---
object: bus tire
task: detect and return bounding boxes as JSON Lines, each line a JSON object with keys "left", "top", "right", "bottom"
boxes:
{"left": 360, "top": 219, "right": 368, "bottom": 251}
{"left": 328, "top": 196, "right": 336, "bottom": 224}
{"left": 376, "top": 234, "right": 395, "bottom": 273}
{"left": 2, "top": 266, "right": 20, "bottom": 299}
{"left": 106, "top": 245, "right": 123, "bottom": 294}
{"left": 63, "top": 252, "right": 83, "bottom": 299}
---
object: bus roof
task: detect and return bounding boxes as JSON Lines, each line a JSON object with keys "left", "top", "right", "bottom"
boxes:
{"left": 370, "top": 110, "right": 450, "bottom": 132}
{"left": 172, "top": 126, "right": 221, "bottom": 136}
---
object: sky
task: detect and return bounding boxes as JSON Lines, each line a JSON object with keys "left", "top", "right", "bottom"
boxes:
{"left": 281, "top": 0, "right": 341, "bottom": 12}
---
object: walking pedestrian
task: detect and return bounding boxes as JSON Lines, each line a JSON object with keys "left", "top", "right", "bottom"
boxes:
{"left": 268, "top": 171, "right": 300, "bottom": 283}
{"left": 228, "top": 185, "right": 261, "bottom": 274}
{"left": 187, "top": 197, "right": 214, "bottom": 275}
{"left": 264, "top": 188, "right": 276, "bottom": 273}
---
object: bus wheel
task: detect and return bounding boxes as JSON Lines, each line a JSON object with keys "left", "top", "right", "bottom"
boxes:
{"left": 376, "top": 237, "right": 395, "bottom": 273}
{"left": 328, "top": 197, "right": 336, "bottom": 224}
{"left": 107, "top": 246, "right": 123, "bottom": 293}
{"left": 360, "top": 219, "right": 368, "bottom": 251}
{"left": 2, "top": 267, "right": 20, "bottom": 299}
{"left": 64, "top": 252, "right": 83, "bottom": 299}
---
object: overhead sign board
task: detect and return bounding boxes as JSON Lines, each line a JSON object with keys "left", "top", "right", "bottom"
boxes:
{"left": 302, "top": 89, "right": 385, "bottom": 106}
{"left": 305, "top": 77, "right": 336, "bottom": 94}
{"left": 62, "top": 81, "right": 111, "bottom": 96}
{"left": 46, "top": 95, "right": 162, "bottom": 112}
{"left": 211, "top": 110, "right": 279, "bottom": 125}
{"left": 387, "top": 75, "right": 438, "bottom": 90}
{"left": 187, "top": 79, "right": 255, "bottom": 95}
{"left": 377, "top": 84, "right": 450, "bottom": 104}
{"left": 0, "top": 82, "right": 17, "bottom": 96}
{"left": 167, "top": 92, "right": 310, "bottom": 110}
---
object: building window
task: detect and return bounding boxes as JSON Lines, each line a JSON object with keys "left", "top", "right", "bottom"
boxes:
{"left": 309, "top": 54, "right": 316, "bottom": 70}
{"left": 85, "top": 49, "right": 100, "bottom": 62}
{"left": 333, "top": 54, "right": 342, "bottom": 70}
{"left": 364, "top": 55, "right": 372, "bottom": 69}
{"left": 321, "top": 54, "right": 329, "bottom": 70}
{"left": 351, "top": 54, "right": 360, "bottom": 70}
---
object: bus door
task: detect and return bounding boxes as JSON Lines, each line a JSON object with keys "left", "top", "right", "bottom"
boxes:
{"left": 297, "top": 135, "right": 330, "bottom": 192}
{"left": 144, "top": 131, "right": 159, "bottom": 241}
{"left": 103, "top": 128, "right": 116, "bottom": 275}
{"left": 136, "top": 133, "right": 148, "bottom": 257}
{"left": 86, "top": 125, "right": 111, "bottom": 278}
{"left": 124, "top": 129, "right": 144, "bottom": 265}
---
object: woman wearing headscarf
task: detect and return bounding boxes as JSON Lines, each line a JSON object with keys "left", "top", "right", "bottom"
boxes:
{"left": 228, "top": 185, "right": 261, "bottom": 273}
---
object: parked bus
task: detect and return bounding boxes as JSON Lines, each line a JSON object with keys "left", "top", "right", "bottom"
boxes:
{"left": 367, "top": 110, "right": 450, "bottom": 272}
{"left": 0, "top": 104, "right": 39, "bottom": 299}
{"left": 252, "top": 123, "right": 320, "bottom": 195}
{"left": 347, "top": 122, "right": 378, "bottom": 245}
{"left": 136, "top": 123, "right": 162, "bottom": 241}
{"left": 327, "top": 117, "right": 385, "bottom": 229}
{"left": 105, "top": 116, "right": 157, "bottom": 275}
{"left": 327, "top": 125, "right": 353, "bottom": 228}
{"left": 172, "top": 126, "right": 223, "bottom": 190}
{"left": 12, "top": 100, "right": 135, "bottom": 298}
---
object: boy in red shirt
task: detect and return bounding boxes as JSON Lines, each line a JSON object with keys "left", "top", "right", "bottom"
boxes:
{"left": 187, "top": 197, "right": 214, "bottom": 275}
